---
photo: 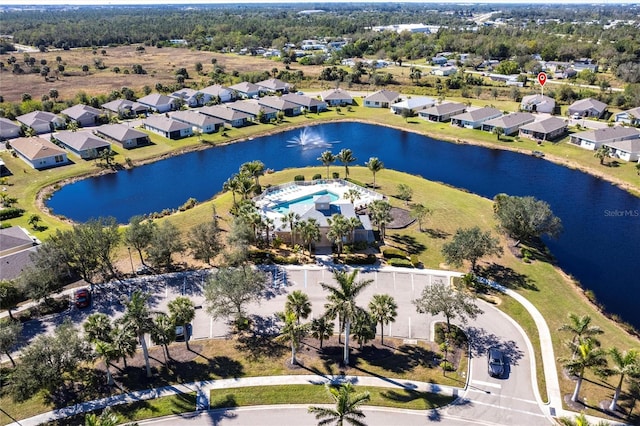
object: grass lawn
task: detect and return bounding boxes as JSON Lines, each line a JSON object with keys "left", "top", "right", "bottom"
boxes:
{"left": 210, "top": 384, "right": 455, "bottom": 411}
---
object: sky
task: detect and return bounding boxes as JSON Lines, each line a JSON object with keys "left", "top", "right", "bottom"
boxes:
{"left": 3, "top": 0, "right": 634, "bottom": 5}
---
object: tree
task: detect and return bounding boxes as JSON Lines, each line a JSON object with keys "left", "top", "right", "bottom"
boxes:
{"left": 0, "top": 318, "right": 22, "bottom": 366}
{"left": 558, "top": 313, "right": 604, "bottom": 355}
{"left": 493, "top": 194, "right": 562, "bottom": 247}
{"left": 410, "top": 203, "right": 431, "bottom": 232}
{"left": 441, "top": 226, "right": 503, "bottom": 272}
{"left": 310, "top": 317, "right": 334, "bottom": 349}
{"left": 28, "top": 214, "right": 41, "bottom": 230}
{"left": 297, "top": 218, "right": 321, "bottom": 255}
{"left": 493, "top": 126, "right": 505, "bottom": 141}
{"left": 0, "top": 280, "right": 21, "bottom": 320}
{"left": 120, "top": 290, "right": 154, "bottom": 378}
{"left": 318, "top": 150, "right": 336, "bottom": 179}
{"left": 85, "top": 407, "right": 121, "bottom": 426}
{"left": 560, "top": 339, "right": 608, "bottom": 403}
{"left": 187, "top": 219, "right": 221, "bottom": 265}
{"left": 351, "top": 310, "right": 376, "bottom": 349}
{"left": 94, "top": 340, "right": 117, "bottom": 386}
{"left": 146, "top": 221, "right": 183, "bottom": 270}
{"left": 327, "top": 214, "right": 352, "bottom": 258}
{"left": 365, "top": 157, "right": 384, "bottom": 188}
{"left": 594, "top": 145, "right": 610, "bottom": 165}
{"left": 124, "top": 216, "right": 156, "bottom": 265}
{"left": 368, "top": 199, "right": 392, "bottom": 240}
{"left": 204, "top": 266, "right": 267, "bottom": 323}
{"left": 284, "top": 211, "right": 301, "bottom": 245}
{"left": 240, "top": 160, "right": 266, "bottom": 188}
{"left": 168, "top": 296, "right": 195, "bottom": 350}
{"left": 368, "top": 294, "right": 398, "bottom": 345}
{"left": 98, "top": 149, "right": 117, "bottom": 168}
{"left": 414, "top": 282, "right": 483, "bottom": 333}
{"left": 396, "top": 183, "right": 413, "bottom": 205}
{"left": 336, "top": 148, "right": 357, "bottom": 178}
{"left": 285, "top": 290, "right": 312, "bottom": 324}
{"left": 275, "top": 310, "right": 308, "bottom": 365}
{"left": 606, "top": 348, "right": 639, "bottom": 412}
{"left": 344, "top": 189, "right": 361, "bottom": 205}
{"left": 150, "top": 313, "right": 175, "bottom": 364}
{"left": 321, "top": 270, "right": 373, "bottom": 366}
{"left": 83, "top": 313, "right": 113, "bottom": 344}
{"left": 110, "top": 322, "right": 137, "bottom": 369}
{"left": 308, "top": 383, "right": 371, "bottom": 426}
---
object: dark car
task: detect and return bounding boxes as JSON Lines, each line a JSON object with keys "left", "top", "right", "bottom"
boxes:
{"left": 487, "top": 347, "right": 505, "bottom": 378}
{"left": 74, "top": 288, "right": 91, "bottom": 309}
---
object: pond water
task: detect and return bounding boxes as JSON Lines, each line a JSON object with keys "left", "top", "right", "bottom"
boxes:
{"left": 47, "top": 122, "right": 640, "bottom": 329}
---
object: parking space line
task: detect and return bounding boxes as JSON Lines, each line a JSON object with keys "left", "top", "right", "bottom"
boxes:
{"left": 470, "top": 379, "right": 502, "bottom": 389}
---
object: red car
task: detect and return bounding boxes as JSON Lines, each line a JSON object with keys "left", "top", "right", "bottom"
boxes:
{"left": 74, "top": 288, "right": 91, "bottom": 309}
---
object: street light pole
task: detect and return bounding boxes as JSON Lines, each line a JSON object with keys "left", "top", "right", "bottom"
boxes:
{"left": 128, "top": 247, "right": 134, "bottom": 274}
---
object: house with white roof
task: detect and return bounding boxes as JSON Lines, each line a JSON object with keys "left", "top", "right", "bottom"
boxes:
{"left": 320, "top": 88, "right": 354, "bottom": 106}
{"left": 137, "top": 94, "right": 177, "bottom": 113}
{"left": 61, "top": 104, "right": 103, "bottom": 127}
{"left": 0, "top": 117, "right": 21, "bottom": 140}
{"left": 53, "top": 130, "right": 111, "bottom": 159}
{"left": 482, "top": 112, "right": 535, "bottom": 136}
{"left": 450, "top": 107, "right": 503, "bottom": 129}
{"left": 95, "top": 123, "right": 150, "bottom": 149}
{"left": 568, "top": 98, "right": 608, "bottom": 119}
{"left": 281, "top": 93, "right": 327, "bottom": 113}
{"left": 570, "top": 127, "right": 640, "bottom": 151}
{"left": 170, "top": 110, "right": 224, "bottom": 134}
{"left": 171, "top": 88, "right": 204, "bottom": 108}
{"left": 200, "top": 84, "right": 234, "bottom": 103}
{"left": 519, "top": 117, "right": 567, "bottom": 141}
{"left": 432, "top": 66, "right": 458, "bottom": 77}
{"left": 364, "top": 90, "right": 400, "bottom": 108}
{"left": 418, "top": 102, "right": 466, "bottom": 122}
{"left": 226, "top": 100, "right": 278, "bottom": 122}
{"left": 143, "top": 115, "right": 193, "bottom": 139}
{"left": 390, "top": 97, "right": 436, "bottom": 115}
{"left": 605, "top": 139, "right": 640, "bottom": 162}
{"left": 16, "top": 111, "right": 66, "bottom": 134}
{"left": 520, "top": 94, "right": 556, "bottom": 114}
{"left": 10, "top": 136, "right": 69, "bottom": 170}
{"left": 614, "top": 107, "right": 640, "bottom": 126}
{"left": 200, "top": 105, "right": 251, "bottom": 128}
{"left": 256, "top": 78, "right": 291, "bottom": 94}
{"left": 102, "top": 99, "right": 148, "bottom": 118}
{"left": 257, "top": 96, "right": 302, "bottom": 117}
{"left": 228, "top": 82, "right": 262, "bottom": 99}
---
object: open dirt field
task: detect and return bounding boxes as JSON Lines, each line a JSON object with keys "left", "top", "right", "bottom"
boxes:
{"left": 1, "top": 45, "right": 326, "bottom": 103}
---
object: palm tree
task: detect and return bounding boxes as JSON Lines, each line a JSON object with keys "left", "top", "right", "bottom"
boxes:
{"left": 285, "top": 211, "right": 301, "bottom": 245}
{"left": 150, "top": 312, "right": 175, "bottom": 364}
{"left": 223, "top": 175, "right": 240, "bottom": 206}
{"left": 235, "top": 173, "right": 256, "bottom": 200}
{"left": 275, "top": 310, "right": 308, "bottom": 365}
{"left": 94, "top": 340, "right": 117, "bottom": 386}
{"left": 557, "top": 412, "right": 605, "bottom": 426}
{"left": 365, "top": 157, "right": 384, "bottom": 188}
{"left": 351, "top": 311, "right": 376, "bottom": 349}
{"left": 83, "top": 313, "right": 113, "bottom": 344}
{"left": 85, "top": 407, "right": 120, "bottom": 426}
{"left": 344, "top": 189, "right": 361, "bottom": 205}
{"left": 369, "top": 200, "right": 393, "bottom": 241}
{"left": 318, "top": 150, "right": 336, "bottom": 179}
{"left": 493, "top": 126, "right": 504, "bottom": 141}
{"left": 308, "top": 383, "right": 371, "bottom": 426}
{"left": 410, "top": 203, "right": 432, "bottom": 232}
{"left": 368, "top": 294, "right": 398, "bottom": 345}
{"left": 559, "top": 339, "right": 608, "bottom": 402}
{"left": 110, "top": 323, "right": 137, "bottom": 368}
{"left": 594, "top": 145, "right": 610, "bottom": 165}
{"left": 606, "top": 348, "right": 639, "bottom": 412}
{"left": 321, "top": 270, "right": 374, "bottom": 366}
{"left": 336, "top": 148, "right": 357, "bottom": 178}
{"left": 327, "top": 214, "right": 351, "bottom": 259}
{"left": 310, "top": 317, "right": 334, "bottom": 349}
{"left": 298, "top": 218, "right": 321, "bottom": 255}
{"left": 240, "top": 160, "right": 266, "bottom": 188}
{"left": 286, "top": 290, "right": 312, "bottom": 324}
{"left": 168, "top": 296, "right": 196, "bottom": 350}
{"left": 120, "top": 290, "right": 154, "bottom": 377}
{"left": 559, "top": 313, "right": 604, "bottom": 356}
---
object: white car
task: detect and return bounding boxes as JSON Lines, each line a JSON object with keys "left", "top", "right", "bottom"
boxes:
{"left": 572, "top": 112, "right": 581, "bottom": 119}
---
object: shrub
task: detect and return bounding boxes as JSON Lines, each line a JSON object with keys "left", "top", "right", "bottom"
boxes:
{"left": 388, "top": 258, "right": 413, "bottom": 268}
{"left": 382, "top": 248, "right": 408, "bottom": 259}
{"left": 312, "top": 173, "right": 322, "bottom": 180}
{"left": 273, "top": 255, "right": 299, "bottom": 265}
{"left": 434, "top": 323, "right": 467, "bottom": 347}
{"left": 440, "top": 361, "right": 455, "bottom": 372}
{"left": 272, "top": 236, "right": 284, "bottom": 249}
{"left": 0, "top": 208, "right": 25, "bottom": 220}
{"left": 294, "top": 175, "right": 305, "bottom": 181}
{"left": 332, "top": 172, "right": 339, "bottom": 179}
{"left": 346, "top": 177, "right": 366, "bottom": 187}
{"left": 410, "top": 254, "right": 422, "bottom": 268}
{"left": 178, "top": 197, "right": 197, "bottom": 211}
{"left": 339, "top": 254, "right": 377, "bottom": 265}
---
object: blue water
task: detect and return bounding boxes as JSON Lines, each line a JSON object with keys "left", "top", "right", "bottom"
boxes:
{"left": 47, "top": 122, "right": 640, "bottom": 329}
{"left": 273, "top": 190, "right": 340, "bottom": 214}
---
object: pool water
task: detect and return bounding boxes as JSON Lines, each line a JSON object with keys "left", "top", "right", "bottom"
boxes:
{"left": 272, "top": 190, "right": 339, "bottom": 214}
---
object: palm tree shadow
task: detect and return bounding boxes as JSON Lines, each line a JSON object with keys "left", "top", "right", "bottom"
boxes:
{"left": 478, "top": 263, "right": 538, "bottom": 291}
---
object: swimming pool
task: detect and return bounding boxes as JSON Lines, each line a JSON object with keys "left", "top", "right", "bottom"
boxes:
{"left": 272, "top": 190, "right": 340, "bottom": 214}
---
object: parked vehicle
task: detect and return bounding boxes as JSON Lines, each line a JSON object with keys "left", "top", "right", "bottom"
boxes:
{"left": 74, "top": 288, "right": 91, "bottom": 309}
{"left": 487, "top": 347, "right": 505, "bottom": 378}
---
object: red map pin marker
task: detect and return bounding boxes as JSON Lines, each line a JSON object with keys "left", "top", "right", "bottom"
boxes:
{"left": 537, "top": 72, "right": 547, "bottom": 87}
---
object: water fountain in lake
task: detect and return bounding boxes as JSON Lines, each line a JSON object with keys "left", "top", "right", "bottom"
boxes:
{"left": 286, "top": 127, "right": 338, "bottom": 150}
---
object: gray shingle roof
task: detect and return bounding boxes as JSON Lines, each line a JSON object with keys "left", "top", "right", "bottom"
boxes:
{"left": 170, "top": 110, "right": 223, "bottom": 127}
{"left": 519, "top": 117, "right": 567, "bottom": 133}
{"left": 451, "top": 107, "right": 502, "bottom": 122}
{"left": 55, "top": 130, "right": 111, "bottom": 151}
{"left": 365, "top": 90, "right": 400, "bottom": 103}
{"left": 569, "top": 98, "right": 607, "bottom": 113}
{"left": 96, "top": 123, "right": 149, "bottom": 142}
{"left": 574, "top": 126, "right": 640, "bottom": 143}
{"left": 605, "top": 138, "right": 640, "bottom": 154}
{"left": 483, "top": 112, "right": 535, "bottom": 128}
{"left": 420, "top": 102, "right": 466, "bottom": 116}
{"left": 200, "top": 105, "right": 252, "bottom": 122}
{"left": 143, "top": 115, "right": 191, "bottom": 132}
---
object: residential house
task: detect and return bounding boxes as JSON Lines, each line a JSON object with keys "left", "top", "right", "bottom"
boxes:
{"left": 226, "top": 100, "right": 278, "bottom": 122}
{"left": 320, "top": 88, "right": 353, "bottom": 106}
{"left": 418, "top": 102, "right": 466, "bottom": 122}
{"left": 16, "top": 111, "right": 65, "bottom": 134}
{"left": 570, "top": 127, "right": 640, "bottom": 151}
{"left": 605, "top": 139, "right": 640, "bottom": 162}
{"left": 482, "top": 112, "right": 535, "bottom": 136}
{"left": 281, "top": 93, "right": 327, "bottom": 113}
{"left": 573, "top": 59, "right": 598, "bottom": 73}
{"left": 61, "top": 104, "right": 103, "bottom": 127}
{"left": 519, "top": 117, "right": 568, "bottom": 141}
{"left": 614, "top": 107, "right": 640, "bottom": 126}
{"left": 256, "top": 78, "right": 291, "bottom": 94}
{"left": 54, "top": 130, "right": 111, "bottom": 159}
{"left": 10, "top": 136, "right": 69, "bottom": 169}
{"left": 171, "top": 88, "right": 205, "bottom": 108}
{"left": 568, "top": 98, "right": 608, "bottom": 119}
{"left": 137, "top": 94, "right": 177, "bottom": 113}
{"left": 95, "top": 123, "right": 150, "bottom": 149}
{"left": 431, "top": 56, "right": 448, "bottom": 66}
{"left": 0, "top": 226, "right": 40, "bottom": 281}
{"left": 520, "top": 94, "right": 556, "bottom": 114}
{"left": 364, "top": 90, "right": 400, "bottom": 108}
{"left": 450, "top": 107, "right": 503, "bottom": 129}
{"left": 432, "top": 66, "right": 458, "bottom": 77}
{"left": 0, "top": 117, "right": 21, "bottom": 140}
{"left": 257, "top": 96, "right": 302, "bottom": 117}
{"left": 228, "top": 82, "right": 262, "bottom": 99}
{"left": 390, "top": 97, "right": 436, "bottom": 115}
{"left": 200, "top": 84, "right": 234, "bottom": 104}
{"left": 170, "top": 110, "right": 223, "bottom": 134}
{"left": 143, "top": 115, "right": 193, "bottom": 140}
{"left": 102, "top": 99, "right": 148, "bottom": 118}
{"left": 199, "top": 105, "right": 251, "bottom": 128}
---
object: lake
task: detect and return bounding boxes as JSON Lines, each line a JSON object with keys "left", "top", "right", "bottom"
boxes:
{"left": 47, "top": 122, "right": 640, "bottom": 329}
